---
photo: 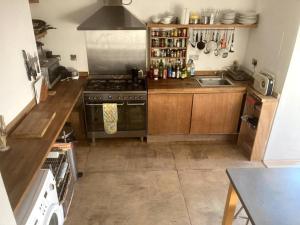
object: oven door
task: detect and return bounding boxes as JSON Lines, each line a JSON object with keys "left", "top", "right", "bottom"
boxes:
{"left": 84, "top": 100, "right": 147, "bottom": 136}
{"left": 124, "top": 101, "right": 146, "bottom": 131}
{"left": 85, "top": 101, "right": 126, "bottom": 133}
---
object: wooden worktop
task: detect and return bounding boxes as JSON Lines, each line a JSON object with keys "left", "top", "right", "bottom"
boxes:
{"left": 148, "top": 77, "right": 247, "bottom": 94}
{"left": 0, "top": 78, "right": 85, "bottom": 211}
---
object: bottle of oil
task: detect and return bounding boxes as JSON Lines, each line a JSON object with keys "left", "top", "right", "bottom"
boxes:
{"left": 158, "top": 59, "right": 164, "bottom": 79}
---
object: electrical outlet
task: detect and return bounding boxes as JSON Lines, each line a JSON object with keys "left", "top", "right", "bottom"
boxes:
{"left": 70, "top": 54, "right": 77, "bottom": 61}
{"left": 252, "top": 58, "right": 258, "bottom": 67}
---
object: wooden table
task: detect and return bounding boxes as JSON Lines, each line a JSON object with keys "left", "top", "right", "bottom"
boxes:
{"left": 222, "top": 168, "right": 300, "bottom": 225}
{"left": 0, "top": 78, "right": 85, "bottom": 211}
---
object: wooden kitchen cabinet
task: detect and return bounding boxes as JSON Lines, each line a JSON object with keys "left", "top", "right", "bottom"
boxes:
{"left": 238, "top": 88, "right": 278, "bottom": 161}
{"left": 190, "top": 92, "right": 245, "bottom": 134}
{"left": 148, "top": 94, "right": 193, "bottom": 135}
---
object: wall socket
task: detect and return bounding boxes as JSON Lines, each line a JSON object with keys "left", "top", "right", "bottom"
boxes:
{"left": 252, "top": 58, "right": 258, "bottom": 67}
{"left": 70, "top": 54, "right": 77, "bottom": 61}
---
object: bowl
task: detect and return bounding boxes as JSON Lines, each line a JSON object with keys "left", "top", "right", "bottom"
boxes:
{"left": 151, "top": 16, "right": 161, "bottom": 23}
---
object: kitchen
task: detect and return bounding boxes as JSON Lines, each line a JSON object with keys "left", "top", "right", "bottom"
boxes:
{"left": 1, "top": 0, "right": 300, "bottom": 225}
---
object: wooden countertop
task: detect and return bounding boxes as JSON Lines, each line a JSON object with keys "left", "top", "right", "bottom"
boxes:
{"left": 148, "top": 77, "right": 247, "bottom": 94}
{"left": 0, "top": 78, "right": 85, "bottom": 211}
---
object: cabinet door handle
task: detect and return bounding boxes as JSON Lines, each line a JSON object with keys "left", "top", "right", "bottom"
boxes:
{"left": 127, "top": 102, "right": 145, "bottom": 106}
{"left": 86, "top": 103, "right": 124, "bottom": 106}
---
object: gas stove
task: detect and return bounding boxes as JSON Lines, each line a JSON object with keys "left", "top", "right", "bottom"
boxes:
{"left": 84, "top": 79, "right": 147, "bottom": 93}
{"left": 83, "top": 78, "right": 147, "bottom": 141}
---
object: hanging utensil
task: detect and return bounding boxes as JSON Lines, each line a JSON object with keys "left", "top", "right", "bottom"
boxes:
{"left": 214, "top": 31, "right": 221, "bottom": 56}
{"left": 222, "top": 30, "right": 229, "bottom": 58}
{"left": 204, "top": 30, "right": 215, "bottom": 54}
{"left": 229, "top": 30, "right": 235, "bottom": 53}
{"left": 197, "top": 30, "right": 206, "bottom": 50}
{"left": 190, "top": 30, "right": 196, "bottom": 48}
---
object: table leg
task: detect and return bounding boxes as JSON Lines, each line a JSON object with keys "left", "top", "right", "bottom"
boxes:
{"left": 222, "top": 183, "right": 239, "bottom": 225}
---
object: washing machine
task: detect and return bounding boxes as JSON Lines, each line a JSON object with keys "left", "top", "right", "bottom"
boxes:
{"left": 15, "top": 169, "right": 64, "bottom": 225}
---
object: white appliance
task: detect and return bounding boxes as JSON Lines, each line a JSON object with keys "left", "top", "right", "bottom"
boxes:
{"left": 15, "top": 169, "right": 64, "bottom": 225}
{"left": 253, "top": 72, "right": 274, "bottom": 96}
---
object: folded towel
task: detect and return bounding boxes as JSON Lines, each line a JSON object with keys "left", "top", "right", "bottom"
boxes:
{"left": 102, "top": 103, "right": 118, "bottom": 134}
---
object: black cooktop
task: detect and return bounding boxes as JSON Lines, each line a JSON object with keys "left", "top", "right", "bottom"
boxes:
{"left": 85, "top": 79, "right": 146, "bottom": 92}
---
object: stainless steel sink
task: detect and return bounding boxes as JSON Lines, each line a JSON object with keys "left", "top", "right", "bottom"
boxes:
{"left": 195, "top": 76, "right": 234, "bottom": 87}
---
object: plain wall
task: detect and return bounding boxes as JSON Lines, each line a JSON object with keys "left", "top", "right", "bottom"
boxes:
{"left": 30, "top": 0, "right": 256, "bottom": 72}
{"left": 264, "top": 25, "right": 300, "bottom": 161}
{"left": 30, "top": 0, "right": 103, "bottom": 72}
{"left": 242, "top": 0, "right": 300, "bottom": 93}
{"left": 0, "top": 173, "right": 17, "bottom": 225}
{"left": 0, "top": 0, "right": 38, "bottom": 124}
{"left": 241, "top": 0, "right": 300, "bottom": 161}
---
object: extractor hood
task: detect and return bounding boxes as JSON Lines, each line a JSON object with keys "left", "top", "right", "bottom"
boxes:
{"left": 77, "top": 5, "right": 146, "bottom": 30}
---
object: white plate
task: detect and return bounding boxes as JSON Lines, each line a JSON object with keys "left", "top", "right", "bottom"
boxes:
{"left": 238, "top": 11, "right": 257, "bottom": 17}
{"left": 237, "top": 20, "right": 257, "bottom": 25}
{"left": 223, "top": 15, "right": 236, "bottom": 20}
{"left": 237, "top": 15, "right": 257, "bottom": 20}
{"left": 221, "top": 20, "right": 235, "bottom": 24}
{"left": 237, "top": 18, "right": 257, "bottom": 22}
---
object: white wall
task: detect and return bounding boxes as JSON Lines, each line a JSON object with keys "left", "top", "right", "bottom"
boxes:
{"left": 264, "top": 26, "right": 300, "bottom": 161}
{"left": 242, "top": 0, "right": 300, "bottom": 93}
{"left": 30, "top": 0, "right": 256, "bottom": 72}
{"left": 241, "top": 0, "right": 300, "bottom": 161}
{"left": 0, "top": 173, "right": 17, "bottom": 225}
{"left": 30, "top": 0, "right": 104, "bottom": 72}
{"left": 0, "top": 0, "right": 38, "bottom": 124}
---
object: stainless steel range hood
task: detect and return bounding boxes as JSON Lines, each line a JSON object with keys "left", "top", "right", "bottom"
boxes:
{"left": 77, "top": 4, "right": 146, "bottom": 30}
{"left": 77, "top": 0, "right": 146, "bottom": 76}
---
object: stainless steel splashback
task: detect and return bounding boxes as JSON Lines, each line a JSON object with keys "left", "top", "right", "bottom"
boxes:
{"left": 85, "top": 30, "right": 146, "bottom": 76}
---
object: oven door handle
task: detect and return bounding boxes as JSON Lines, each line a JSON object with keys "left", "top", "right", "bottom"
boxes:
{"left": 127, "top": 102, "right": 146, "bottom": 106}
{"left": 86, "top": 103, "right": 124, "bottom": 106}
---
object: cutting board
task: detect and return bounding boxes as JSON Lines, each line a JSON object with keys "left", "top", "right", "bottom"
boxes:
{"left": 12, "top": 111, "right": 56, "bottom": 138}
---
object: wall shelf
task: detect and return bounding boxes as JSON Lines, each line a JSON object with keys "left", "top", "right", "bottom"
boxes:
{"left": 147, "top": 23, "right": 257, "bottom": 29}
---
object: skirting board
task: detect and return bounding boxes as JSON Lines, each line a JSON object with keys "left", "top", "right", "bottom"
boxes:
{"left": 147, "top": 134, "right": 238, "bottom": 143}
{"left": 263, "top": 160, "right": 300, "bottom": 168}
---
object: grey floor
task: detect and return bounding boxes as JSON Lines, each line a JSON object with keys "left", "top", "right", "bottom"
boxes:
{"left": 65, "top": 139, "right": 261, "bottom": 225}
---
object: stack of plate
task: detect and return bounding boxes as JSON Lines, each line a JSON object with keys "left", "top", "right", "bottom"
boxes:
{"left": 237, "top": 11, "right": 258, "bottom": 25}
{"left": 221, "top": 10, "right": 236, "bottom": 24}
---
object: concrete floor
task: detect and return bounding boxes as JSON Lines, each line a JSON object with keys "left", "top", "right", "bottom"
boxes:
{"left": 65, "top": 139, "right": 262, "bottom": 225}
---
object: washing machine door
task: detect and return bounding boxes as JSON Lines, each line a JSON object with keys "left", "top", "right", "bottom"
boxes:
{"left": 44, "top": 204, "right": 64, "bottom": 225}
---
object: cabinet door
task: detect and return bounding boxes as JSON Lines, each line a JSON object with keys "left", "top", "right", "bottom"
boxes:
{"left": 190, "top": 92, "right": 244, "bottom": 134}
{"left": 148, "top": 94, "right": 193, "bottom": 135}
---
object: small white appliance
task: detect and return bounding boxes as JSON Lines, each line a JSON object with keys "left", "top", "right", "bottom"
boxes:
{"left": 253, "top": 72, "right": 274, "bottom": 96}
{"left": 15, "top": 169, "right": 64, "bottom": 225}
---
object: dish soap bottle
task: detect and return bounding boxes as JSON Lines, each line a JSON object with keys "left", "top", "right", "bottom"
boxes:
{"left": 190, "top": 59, "right": 195, "bottom": 76}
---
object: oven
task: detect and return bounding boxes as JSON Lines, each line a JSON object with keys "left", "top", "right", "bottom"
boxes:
{"left": 84, "top": 92, "right": 147, "bottom": 140}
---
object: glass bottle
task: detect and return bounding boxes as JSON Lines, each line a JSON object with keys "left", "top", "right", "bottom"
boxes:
{"left": 158, "top": 59, "right": 164, "bottom": 79}
{"left": 153, "top": 61, "right": 159, "bottom": 81}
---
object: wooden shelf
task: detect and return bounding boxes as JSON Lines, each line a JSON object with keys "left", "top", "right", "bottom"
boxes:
{"left": 147, "top": 23, "right": 257, "bottom": 29}
{"left": 35, "top": 31, "right": 47, "bottom": 40}
{"left": 150, "top": 47, "right": 186, "bottom": 49}
{"left": 148, "top": 23, "right": 189, "bottom": 28}
{"left": 151, "top": 57, "right": 186, "bottom": 59}
{"left": 150, "top": 36, "right": 189, "bottom": 39}
{"left": 189, "top": 23, "right": 257, "bottom": 29}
